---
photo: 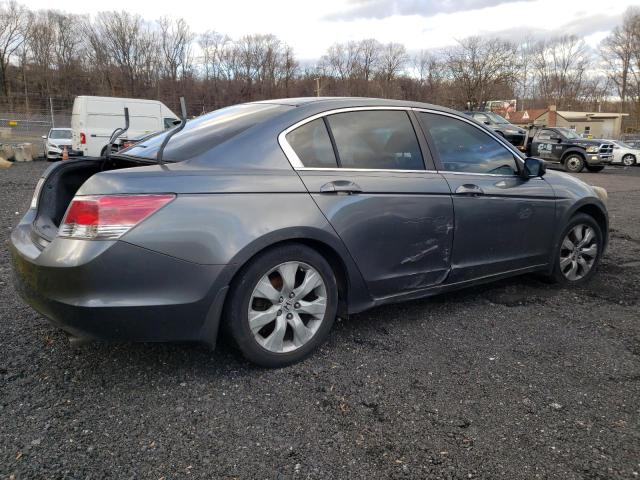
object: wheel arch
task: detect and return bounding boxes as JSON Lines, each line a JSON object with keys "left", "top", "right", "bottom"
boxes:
{"left": 561, "top": 148, "right": 586, "bottom": 163}
{"left": 219, "top": 227, "right": 372, "bottom": 318}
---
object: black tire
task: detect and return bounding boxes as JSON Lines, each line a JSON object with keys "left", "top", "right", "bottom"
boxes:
{"left": 563, "top": 154, "right": 585, "bottom": 173}
{"left": 585, "top": 165, "right": 605, "bottom": 172}
{"left": 547, "top": 213, "right": 603, "bottom": 285}
{"left": 225, "top": 244, "right": 338, "bottom": 368}
{"left": 622, "top": 154, "right": 636, "bottom": 167}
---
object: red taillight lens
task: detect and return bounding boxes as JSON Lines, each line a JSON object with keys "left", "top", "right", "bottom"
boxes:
{"left": 59, "top": 194, "right": 175, "bottom": 240}
{"left": 80, "top": 132, "right": 86, "bottom": 144}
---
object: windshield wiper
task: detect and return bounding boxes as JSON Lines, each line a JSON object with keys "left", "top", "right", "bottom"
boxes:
{"left": 157, "top": 97, "right": 187, "bottom": 166}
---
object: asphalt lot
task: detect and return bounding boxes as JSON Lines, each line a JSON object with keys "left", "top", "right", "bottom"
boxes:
{"left": 1, "top": 161, "right": 639, "bottom": 479}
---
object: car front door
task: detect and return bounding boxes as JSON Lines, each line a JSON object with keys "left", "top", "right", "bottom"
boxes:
{"left": 280, "top": 108, "right": 454, "bottom": 299}
{"left": 417, "top": 111, "right": 556, "bottom": 283}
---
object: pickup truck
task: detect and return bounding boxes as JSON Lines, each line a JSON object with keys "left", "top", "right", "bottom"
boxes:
{"left": 524, "top": 126, "right": 614, "bottom": 173}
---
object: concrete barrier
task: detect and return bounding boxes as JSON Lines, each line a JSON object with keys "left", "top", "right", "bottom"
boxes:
{"left": 14, "top": 143, "right": 33, "bottom": 162}
{"left": 0, "top": 144, "right": 15, "bottom": 160}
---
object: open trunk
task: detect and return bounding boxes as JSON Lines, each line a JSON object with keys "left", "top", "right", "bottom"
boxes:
{"left": 32, "top": 157, "right": 147, "bottom": 243}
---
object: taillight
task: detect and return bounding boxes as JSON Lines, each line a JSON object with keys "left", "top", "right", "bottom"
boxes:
{"left": 59, "top": 194, "right": 175, "bottom": 240}
{"left": 80, "top": 132, "right": 86, "bottom": 144}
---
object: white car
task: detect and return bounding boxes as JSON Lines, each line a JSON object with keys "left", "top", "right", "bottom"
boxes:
{"left": 42, "top": 128, "right": 79, "bottom": 161}
{"left": 609, "top": 140, "right": 638, "bottom": 166}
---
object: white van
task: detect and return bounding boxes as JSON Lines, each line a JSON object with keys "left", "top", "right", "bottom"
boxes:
{"left": 71, "top": 96, "right": 178, "bottom": 157}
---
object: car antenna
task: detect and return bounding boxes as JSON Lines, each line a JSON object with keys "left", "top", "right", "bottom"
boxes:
{"left": 102, "top": 107, "right": 130, "bottom": 170}
{"left": 157, "top": 97, "right": 187, "bottom": 166}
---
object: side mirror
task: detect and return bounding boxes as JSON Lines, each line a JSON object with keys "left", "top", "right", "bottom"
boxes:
{"left": 522, "top": 157, "right": 546, "bottom": 178}
{"left": 550, "top": 136, "right": 561, "bottom": 143}
{"left": 483, "top": 121, "right": 491, "bottom": 125}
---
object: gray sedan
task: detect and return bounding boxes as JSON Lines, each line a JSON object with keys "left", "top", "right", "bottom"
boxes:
{"left": 11, "top": 98, "right": 609, "bottom": 367}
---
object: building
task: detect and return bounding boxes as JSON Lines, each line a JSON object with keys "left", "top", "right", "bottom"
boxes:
{"left": 504, "top": 105, "right": 628, "bottom": 139}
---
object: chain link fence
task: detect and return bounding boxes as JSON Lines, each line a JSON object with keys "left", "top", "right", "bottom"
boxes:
{"left": 0, "top": 110, "right": 71, "bottom": 153}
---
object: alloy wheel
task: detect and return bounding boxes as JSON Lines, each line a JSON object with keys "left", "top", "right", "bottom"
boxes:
{"left": 248, "top": 261, "right": 327, "bottom": 353}
{"left": 559, "top": 224, "right": 598, "bottom": 281}
{"left": 622, "top": 154, "right": 636, "bottom": 167}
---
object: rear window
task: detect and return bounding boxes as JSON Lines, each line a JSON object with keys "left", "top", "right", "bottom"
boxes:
{"left": 124, "top": 103, "right": 292, "bottom": 161}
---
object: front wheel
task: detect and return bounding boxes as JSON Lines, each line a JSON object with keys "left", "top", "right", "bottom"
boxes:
{"left": 585, "top": 165, "right": 604, "bottom": 172}
{"left": 622, "top": 154, "right": 636, "bottom": 167}
{"left": 225, "top": 244, "right": 338, "bottom": 367}
{"left": 549, "top": 213, "right": 603, "bottom": 285}
{"left": 564, "top": 154, "right": 585, "bottom": 173}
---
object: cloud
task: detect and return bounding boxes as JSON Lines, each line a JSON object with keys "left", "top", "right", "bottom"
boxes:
{"left": 324, "top": 0, "right": 534, "bottom": 21}
{"left": 472, "top": 13, "right": 622, "bottom": 44}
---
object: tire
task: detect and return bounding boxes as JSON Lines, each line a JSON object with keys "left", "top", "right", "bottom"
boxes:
{"left": 563, "top": 154, "right": 585, "bottom": 173}
{"left": 225, "top": 244, "right": 338, "bottom": 368}
{"left": 622, "top": 154, "right": 636, "bottom": 167}
{"left": 548, "top": 213, "right": 603, "bottom": 285}
{"left": 585, "top": 165, "right": 604, "bottom": 172}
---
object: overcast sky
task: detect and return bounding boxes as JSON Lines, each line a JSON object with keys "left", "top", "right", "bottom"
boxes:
{"left": 18, "top": 0, "right": 638, "bottom": 60}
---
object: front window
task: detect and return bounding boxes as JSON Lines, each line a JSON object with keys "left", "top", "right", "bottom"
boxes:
{"left": 49, "top": 129, "right": 72, "bottom": 140}
{"left": 419, "top": 113, "right": 519, "bottom": 175}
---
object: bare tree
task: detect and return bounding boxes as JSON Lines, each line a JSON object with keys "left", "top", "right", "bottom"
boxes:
{"left": 532, "top": 35, "right": 588, "bottom": 108}
{"left": 377, "top": 42, "right": 407, "bottom": 97}
{"left": 445, "top": 36, "right": 518, "bottom": 109}
{"left": 0, "top": 0, "right": 29, "bottom": 97}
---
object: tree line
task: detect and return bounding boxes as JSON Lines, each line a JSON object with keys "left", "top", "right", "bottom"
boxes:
{"left": 0, "top": 1, "right": 639, "bottom": 131}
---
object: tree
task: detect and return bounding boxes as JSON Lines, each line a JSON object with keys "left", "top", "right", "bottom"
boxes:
{"left": 532, "top": 35, "right": 588, "bottom": 108}
{"left": 445, "top": 36, "right": 518, "bottom": 109}
{"left": 0, "top": 0, "right": 29, "bottom": 97}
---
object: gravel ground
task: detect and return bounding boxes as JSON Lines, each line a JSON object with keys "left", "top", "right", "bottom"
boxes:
{"left": 1, "top": 161, "right": 639, "bottom": 479}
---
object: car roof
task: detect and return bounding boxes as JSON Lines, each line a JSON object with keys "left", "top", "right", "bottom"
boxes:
{"left": 249, "top": 96, "right": 461, "bottom": 115}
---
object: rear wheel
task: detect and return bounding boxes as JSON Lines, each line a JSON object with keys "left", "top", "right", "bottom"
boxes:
{"left": 549, "top": 213, "right": 603, "bottom": 285}
{"left": 564, "top": 154, "right": 585, "bottom": 173}
{"left": 585, "top": 165, "right": 604, "bottom": 172}
{"left": 622, "top": 154, "right": 636, "bottom": 166}
{"left": 226, "top": 244, "right": 338, "bottom": 367}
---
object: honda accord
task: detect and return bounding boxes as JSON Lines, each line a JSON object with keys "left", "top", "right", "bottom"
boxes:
{"left": 11, "top": 97, "right": 609, "bottom": 367}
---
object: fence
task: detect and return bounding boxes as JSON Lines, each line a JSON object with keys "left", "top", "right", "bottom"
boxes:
{"left": 0, "top": 110, "right": 71, "bottom": 145}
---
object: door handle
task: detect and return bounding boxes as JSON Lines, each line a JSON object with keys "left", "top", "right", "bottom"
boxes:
{"left": 320, "top": 180, "right": 363, "bottom": 194}
{"left": 455, "top": 184, "right": 484, "bottom": 196}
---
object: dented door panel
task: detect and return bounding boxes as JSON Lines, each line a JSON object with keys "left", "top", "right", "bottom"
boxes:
{"left": 298, "top": 170, "right": 454, "bottom": 298}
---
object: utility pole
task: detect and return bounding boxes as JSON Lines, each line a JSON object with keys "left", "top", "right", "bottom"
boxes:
{"left": 315, "top": 77, "right": 321, "bottom": 97}
{"left": 49, "top": 97, "right": 55, "bottom": 128}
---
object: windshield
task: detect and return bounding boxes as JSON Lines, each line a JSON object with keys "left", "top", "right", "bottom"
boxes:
{"left": 556, "top": 128, "right": 582, "bottom": 140}
{"left": 49, "top": 129, "right": 72, "bottom": 139}
{"left": 124, "top": 103, "right": 292, "bottom": 161}
{"left": 485, "top": 112, "right": 509, "bottom": 124}
{"left": 615, "top": 140, "right": 632, "bottom": 148}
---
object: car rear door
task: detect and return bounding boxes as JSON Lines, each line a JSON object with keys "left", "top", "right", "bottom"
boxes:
{"left": 280, "top": 108, "right": 454, "bottom": 299}
{"left": 416, "top": 110, "right": 556, "bottom": 283}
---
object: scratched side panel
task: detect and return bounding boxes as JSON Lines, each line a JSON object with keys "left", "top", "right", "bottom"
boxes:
{"left": 299, "top": 171, "right": 455, "bottom": 298}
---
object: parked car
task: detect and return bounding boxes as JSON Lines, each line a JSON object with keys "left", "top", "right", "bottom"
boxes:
{"left": 462, "top": 111, "right": 527, "bottom": 149}
{"left": 607, "top": 140, "right": 638, "bottom": 166}
{"left": 71, "top": 96, "right": 179, "bottom": 157}
{"left": 528, "top": 127, "right": 614, "bottom": 172}
{"left": 42, "top": 128, "right": 82, "bottom": 161}
{"left": 11, "top": 98, "right": 609, "bottom": 367}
